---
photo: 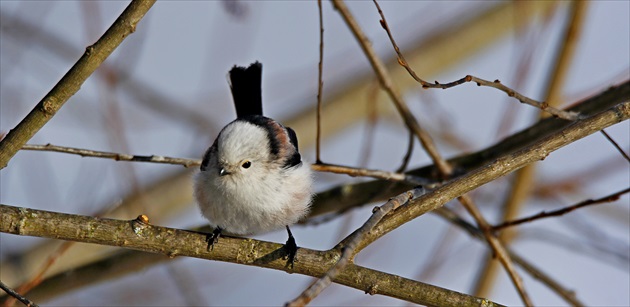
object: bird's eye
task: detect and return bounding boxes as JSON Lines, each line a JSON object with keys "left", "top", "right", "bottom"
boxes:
{"left": 241, "top": 161, "right": 251, "bottom": 169}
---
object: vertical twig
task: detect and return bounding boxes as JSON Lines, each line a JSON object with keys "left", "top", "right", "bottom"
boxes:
{"left": 315, "top": 0, "right": 325, "bottom": 164}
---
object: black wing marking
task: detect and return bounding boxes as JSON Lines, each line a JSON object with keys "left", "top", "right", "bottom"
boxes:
{"left": 286, "top": 126, "right": 299, "bottom": 150}
{"left": 283, "top": 126, "right": 302, "bottom": 168}
{"left": 283, "top": 151, "right": 302, "bottom": 169}
{"left": 229, "top": 62, "right": 263, "bottom": 118}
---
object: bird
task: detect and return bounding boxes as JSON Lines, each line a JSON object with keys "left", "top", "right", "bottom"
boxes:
{"left": 193, "top": 62, "right": 312, "bottom": 267}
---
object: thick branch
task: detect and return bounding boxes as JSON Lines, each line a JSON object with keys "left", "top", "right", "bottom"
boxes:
{"left": 355, "top": 101, "right": 629, "bottom": 251}
{"left": 0, "top": 205, "right": 502, "bottom": 307}
{"left": 0, "top": 0, "right": 156, "bottom": 169}
{"left": 3, "top": 83, "right": 627, "bottom": 303}
{"left": 309, "top": 81, "right": 629, "bottom": 219}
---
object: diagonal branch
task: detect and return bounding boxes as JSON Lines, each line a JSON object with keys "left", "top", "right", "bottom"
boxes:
{"left": 352, "top": 101, "right": 629, "bottom": 253}
{"left": 0, "top": 0, "right": 156, "bottom": 169}
{"left": 287, "top": 188, "right": 424, "bottom": 306}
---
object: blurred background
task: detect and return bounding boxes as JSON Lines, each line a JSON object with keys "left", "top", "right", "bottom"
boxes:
{"left": 1, "top": 1, "right": 628, "bottom": 306}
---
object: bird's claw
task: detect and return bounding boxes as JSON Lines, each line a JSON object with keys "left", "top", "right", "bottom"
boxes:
{"left": 205, "top": 227, "right": 222, "bottom": 251}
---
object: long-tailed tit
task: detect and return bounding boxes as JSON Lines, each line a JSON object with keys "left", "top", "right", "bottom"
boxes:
{"left": 194, "top": 62, "right": 312, "bottom": 266}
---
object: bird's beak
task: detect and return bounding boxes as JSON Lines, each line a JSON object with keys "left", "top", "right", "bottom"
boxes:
{"left": 219, "top": 167, "right": 230, "bottom": 176}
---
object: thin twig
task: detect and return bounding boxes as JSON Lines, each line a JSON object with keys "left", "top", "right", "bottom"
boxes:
{"left": 0, "top": 280, "right": 38, "bottom": 307}
{"left": 372, "top": 0, "right": 579, "bottom": 121}
{"left": 312, "top": 163, "right": 433, "bottom": 186}
{"left": 457, "top": 195, "right": 533, "bottom": 306}
{"left": 21, "top": 144, "right": 200, "bottom": 168}
{"left": 286, "top": 188, "right": 424, "bottom": 307}
{"left": 22, "top": 144, "right": 436, "bottom": 186}
{"left": 434, "top": 207, "right": 585, "bottom": 306}
{"left": 493, "top": 187, "right": 630, "bottom": 230}
{"left": 3, "top": 242, "right": 72, "bottom": 307}
{"left": 315, "top": 0, "right": 324, "bottom": 164}
{"left": 600, "top": 129, "right": 630, "bottom": 163}
{"left": 0, "top": 0, "right": 156, "bottom": 169}
{"left": 396, "top": 130, "right": 414, "bottom": 173}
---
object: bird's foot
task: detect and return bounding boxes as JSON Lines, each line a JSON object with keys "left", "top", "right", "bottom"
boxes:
{"left": 205, "top": 227, "right": 222, "bottom": 251}
{"left": 285, "top": 226, "right": 298, "bottom": 269}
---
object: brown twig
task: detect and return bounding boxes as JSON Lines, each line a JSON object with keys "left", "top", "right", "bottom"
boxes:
{"left": 493, "top": 187, "right": 630, "bottom": 230}
{"left": 312, "top": 163, "right": 434, "bottom": 186}
{"left": 315, "top": 0, "right": 324, "bottom": 164}
{"left": 457, "top": 195, "right": 533, "bottom": 306}
{"left": 372, "top": 0, "right": 578, "bottom": 121}
{"left": 433, "top": 207, "right": 585, "bottom": 306}
{"left": 22, "top": 144, "right": 435, "bottom": 186}
{"left": 21, "top": 144, "right": 200, "bottom": 168}
{"left": 396, "top": 131, "right": 414, "bottom": 173}
{"left": 0, "top": 0, "right": 156, "bottom": 169}
{"left": 287, "top": 188, "right": 424, "bottom": 307}
{"left": 0, "top": 280, "right": 38, "bottom": 307}
{"left": 600, "top": 129, "right": 630, "bottom": 163}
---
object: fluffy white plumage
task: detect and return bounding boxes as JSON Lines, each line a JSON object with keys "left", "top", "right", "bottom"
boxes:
{"left": 194, "top": 119, "right": 313, "bottom": 235}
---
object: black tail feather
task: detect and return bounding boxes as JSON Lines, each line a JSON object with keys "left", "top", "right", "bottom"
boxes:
{"left": 229, "top": 62, "right": 263, "bottom": 118}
